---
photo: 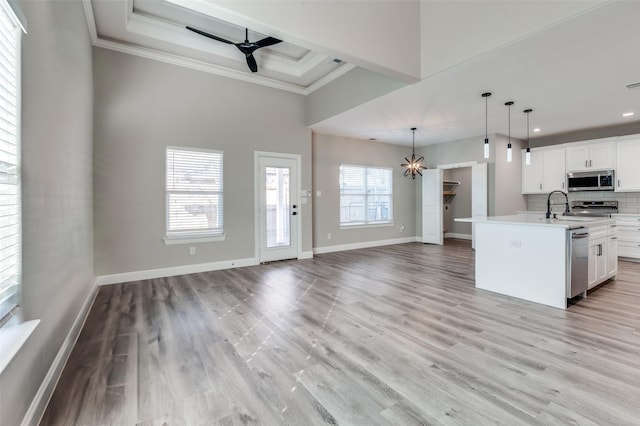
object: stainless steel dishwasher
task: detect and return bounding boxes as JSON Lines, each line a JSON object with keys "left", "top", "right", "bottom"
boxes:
{"left": 568, "top": 227, "right": 589, "bottom": 298}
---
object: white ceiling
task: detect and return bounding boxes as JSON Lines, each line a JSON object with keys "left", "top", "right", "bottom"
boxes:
{"left": 85, "top": 1, "right": 640, "bottom": 147}
{"left": 312, "top": 1, "right": 640, "bottom": 146}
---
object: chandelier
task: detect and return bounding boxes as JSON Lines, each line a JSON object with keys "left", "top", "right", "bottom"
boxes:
{"left": 401, "top": 127, "right": 427, "bottom": 179}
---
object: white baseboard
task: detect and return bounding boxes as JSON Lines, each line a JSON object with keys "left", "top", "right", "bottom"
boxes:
{"left": 445, "top": 233, "right": 472, "bottom": 240}
{"left": 299, "top": 251, "right": 314, "bottom": 260}
{"left": 22, "top": 279, "right": 99, "bottom": 426}
{"left": 95, "top": 257, "right": 260, "bottom": 286}
{"left": 313, "top": 237, "right": 418, "bottom": 255}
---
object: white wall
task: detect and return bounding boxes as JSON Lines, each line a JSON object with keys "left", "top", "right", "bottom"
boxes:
{"left": 420, "top": 0, "right": 603, "bottom": 79}
{"left": 93, "top": 48, "right": 312, "bottom": 276}
{"left": 312, "top": 133, "right": 416, "bottom": 250}
{"left": 0, "top": 1, "right": 94, "bottom": 425}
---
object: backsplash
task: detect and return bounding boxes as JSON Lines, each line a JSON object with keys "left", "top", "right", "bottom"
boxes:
{"left": 526, "top": 191, "right": 640, "bottom": 214}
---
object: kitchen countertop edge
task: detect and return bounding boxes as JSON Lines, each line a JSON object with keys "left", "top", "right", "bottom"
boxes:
{"left": 455, "top": 214, "right": 615, "bottom": 229}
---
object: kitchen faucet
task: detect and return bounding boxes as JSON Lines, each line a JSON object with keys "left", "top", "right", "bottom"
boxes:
{"left": 546, "top": 190, "right": 570, "bottom": 219}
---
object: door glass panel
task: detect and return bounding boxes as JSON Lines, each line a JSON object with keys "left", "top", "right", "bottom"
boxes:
{"left": 265, "top": 166, "right": 290, "bottom": 248}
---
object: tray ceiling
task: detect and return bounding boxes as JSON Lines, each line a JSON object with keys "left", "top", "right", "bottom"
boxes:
{"left": 84, "top": 0, "right": 355, "bottom": 94}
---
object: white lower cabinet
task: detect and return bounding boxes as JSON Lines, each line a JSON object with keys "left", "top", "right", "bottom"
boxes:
{"left": 615, "top": 214, "right": 640, "bottom": 259}
{"left": 587, "top": 224, "right": 617, "bottom": 290}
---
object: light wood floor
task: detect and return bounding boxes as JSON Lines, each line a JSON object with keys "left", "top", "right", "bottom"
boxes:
{"left": 41, "top": 240, "right": 640, "bottom": 425}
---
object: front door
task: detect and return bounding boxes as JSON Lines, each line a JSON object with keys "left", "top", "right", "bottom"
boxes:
{"left": 257, "top": 155, "right": 299, "bottom": 262}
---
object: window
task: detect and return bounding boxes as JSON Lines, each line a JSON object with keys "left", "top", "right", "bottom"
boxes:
{"left": 165, "top": 147, "right": 223, "bottom": 241}
{"left": 0, "top": 0, "right": 22, "bottom": 327}
{"left": 339, "top": 165, "right": 392, "bottom": 226}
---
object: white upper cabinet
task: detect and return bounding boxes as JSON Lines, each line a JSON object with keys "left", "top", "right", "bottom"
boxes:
{"left": 565, "top": 139, "right": 616, "bottom": 171}
{"left": 522, "top": 150, "right": 544, "bottom": 194}
{"left": 616, "top": 134, "right": 640, "bottom": 192}
{"left": 522, "top": 147, "right": 565, "bottom": 194}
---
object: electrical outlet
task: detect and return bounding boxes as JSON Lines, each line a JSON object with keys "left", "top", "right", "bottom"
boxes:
{"left": 400, "top": 225, "right": 405, "bottom": 232}
{"left": 189, "top": 246, "right": 196, "bottom": 255}
{"left": 327, "top": 233, "right": 332, "bottom": 240}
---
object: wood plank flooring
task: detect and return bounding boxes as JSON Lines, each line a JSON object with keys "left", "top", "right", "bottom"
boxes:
{"left": 41, "top": 240, "right": 640, "bottom": 425}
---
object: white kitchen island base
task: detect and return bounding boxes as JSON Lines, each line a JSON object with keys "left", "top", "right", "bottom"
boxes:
{"left": 475, "top": 221, "right": 569, "bottom": 309}
{"left": 457, "top": 214, "right": 616, "bottom": 310}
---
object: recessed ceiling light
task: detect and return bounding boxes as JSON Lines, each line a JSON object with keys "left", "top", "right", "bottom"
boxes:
{"left": 533, "top": 128, "right": 541, "bottom": 133}
{"left": 622, "top": 112, "right": 635, "bottom": 117}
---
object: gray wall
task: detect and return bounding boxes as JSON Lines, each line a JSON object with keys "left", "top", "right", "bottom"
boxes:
{"left": 0, "top": 1, "right": 94, "bottom": 425}
{"left": 312, "top": 133, "right": 416, "bottom": 248}
{"left": 493, "top": 134, "right": 528, "bottom": 215}
{"left": 93, "top": 48, "right": 312, "bottom": 276}
{"left": 443, "top": 168, "right": 471, "bottom": 236}
{"left": 415, "top": 133, "right": 527, "bottom": 235}
{"left": 531, "top": 120, "right": 640, "bottom": 148}
{"left": 305, "top": 67, "right": 407, "bottom": 126}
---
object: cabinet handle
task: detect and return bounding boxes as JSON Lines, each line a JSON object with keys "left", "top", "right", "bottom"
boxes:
{"left": 539, "top": 183, "right": 542, "bottom": 190}
{"left": 590, "top": 159, "right": 592, "bottom": 167}
{"left": 611, "top": 237, "right": 617, "bottom": 240}
{"left": 562, "top": 182, "right": 565, "bottom": 189}
{"left": 618, "top": 179, "right": 621, "bottom": 187}
{"left": 585, "top": 160, "right": 588, "bottom": 168}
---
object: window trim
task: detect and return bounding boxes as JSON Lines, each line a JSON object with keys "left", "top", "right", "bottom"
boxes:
{"left": 0, "top": 0, "right": 23, "bottom": 330}
{"left": 339, "top": 164, "right": 393, "bottom": 227}
{"left": 165, "top": 146, "right": 224, "bottom": 242}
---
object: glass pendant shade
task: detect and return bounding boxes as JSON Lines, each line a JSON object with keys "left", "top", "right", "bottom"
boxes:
{"left": 524, "top": 108, "right": 533, "bottom": 166}
{"left": 505, "top": 101, "right": 514, "bottom": 163}
{"left": 482, "top": 92, "right": 491, "bottom": 159}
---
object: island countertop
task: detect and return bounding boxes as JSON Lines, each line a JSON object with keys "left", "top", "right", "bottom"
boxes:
{"left": 455, "top": 214, "right": 615, "bottom": 229}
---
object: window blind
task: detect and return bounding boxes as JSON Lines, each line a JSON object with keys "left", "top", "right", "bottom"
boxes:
{"left": 339, "top": 165, "right": 392, "bottom": 225}
{"left": 166, "top": 147, "right": 223, "bottom": 237}
{"left": 0, "top": 0, "right": 21, "bottom": 325}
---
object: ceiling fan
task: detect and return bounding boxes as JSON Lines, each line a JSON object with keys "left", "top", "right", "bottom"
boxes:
{"left": 186, "top": 26, "right": 282, "bottom": 73}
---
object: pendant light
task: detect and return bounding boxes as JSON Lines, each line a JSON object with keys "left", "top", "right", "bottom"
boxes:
{"left": 524, "top": 108, "right": 532, "bottom": 165}
{"left": 401, "top": 127, "right": 427, "bottom": 179}
{"left": 482, "top": 92, "right": 491, "bottom": 159}
{"left": 505, "top": 101, "right": 514, "bottom": 162}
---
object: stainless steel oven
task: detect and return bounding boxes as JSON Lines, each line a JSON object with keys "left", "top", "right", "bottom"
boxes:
{"left": 567, "top": 170, "right": 614, "bottom": 191}
{"left": 566, "top": 200, "right": 618, "bottom": 217}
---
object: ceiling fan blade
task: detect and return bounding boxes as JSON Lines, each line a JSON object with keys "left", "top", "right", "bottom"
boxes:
{"left": 254, "top": 36, "right": 282, "bottom": 48}
{"left": 246, "top": 54, "right": 258, "bottom": 72}
{"left": 186, "top": 26, "right": 234, "bottom": 44}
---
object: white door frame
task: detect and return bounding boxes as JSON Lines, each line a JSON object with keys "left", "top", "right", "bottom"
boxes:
{"left": 254, "top": 151, "right": 302, "bottom": 262}
{"left": 436, "top": 161, "right": 488, "bottom": 249}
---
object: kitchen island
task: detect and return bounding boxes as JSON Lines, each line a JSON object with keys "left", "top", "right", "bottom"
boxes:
{"left": 456, "top": 214, "right": 616, "bottom": 309}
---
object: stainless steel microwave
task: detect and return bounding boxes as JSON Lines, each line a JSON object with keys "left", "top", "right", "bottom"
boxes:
{"left": 567, "top": 170, "right": 614, "bottom": 191}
